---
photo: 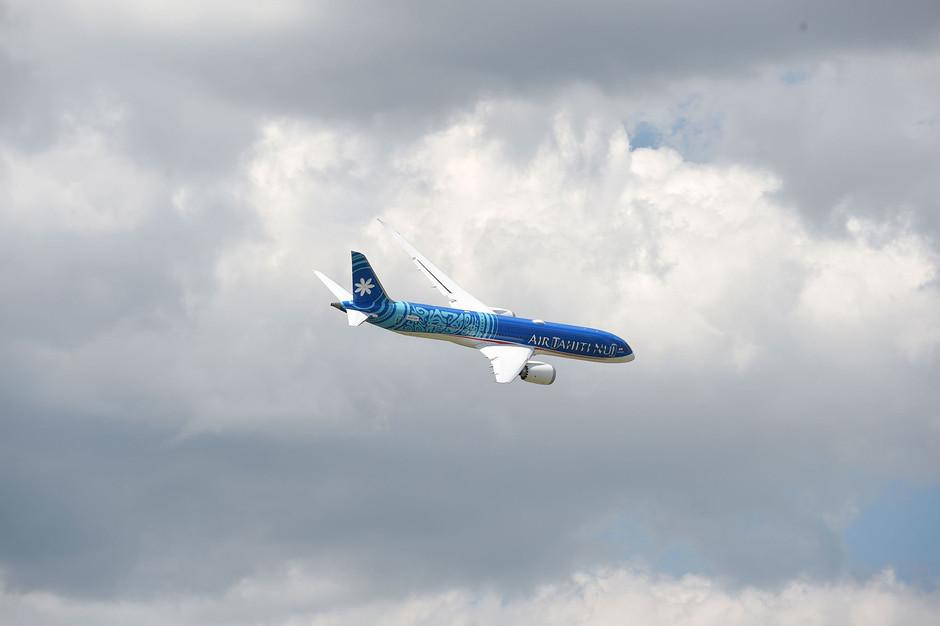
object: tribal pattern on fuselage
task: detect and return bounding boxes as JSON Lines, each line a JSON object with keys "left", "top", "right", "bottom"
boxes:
{"left": 344, "top": 299, "right": 634, "bottom": 363}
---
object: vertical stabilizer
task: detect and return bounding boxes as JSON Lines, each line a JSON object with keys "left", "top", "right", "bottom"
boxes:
{"left": 351, "top": 251, "right": 392, "bottom": 309}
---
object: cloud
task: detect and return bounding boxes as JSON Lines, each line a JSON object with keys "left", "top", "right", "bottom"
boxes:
{"left": 2, "top": 567, "right": 938, "bottom": 626}
{"left": 5, "top": 1, "right": 939, "bottom": 244}
{"left": 9, "top": 0, "right": 940, "bottom": 121}
{"left": 658, "top": 49, "right": 940, "bottom": 241}
{"left": 2, "top": 1, "right": 939, "bottom": 614}
{"left": 1, "top": 99, "right": 938, "bottom": 600}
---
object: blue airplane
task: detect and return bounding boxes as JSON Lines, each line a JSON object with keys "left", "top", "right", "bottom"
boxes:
{"left": 314, "top": 220, "right": 634, "bottom": 384}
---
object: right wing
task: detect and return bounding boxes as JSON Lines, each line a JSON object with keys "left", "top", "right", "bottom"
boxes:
{"left": 479, "top": 345, "right": 534, "bottom": 384}
{"left": 378, "top": 218, "right": 492, "bottom": 313}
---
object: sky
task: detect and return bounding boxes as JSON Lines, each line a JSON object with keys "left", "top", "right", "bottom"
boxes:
{"left": 2, "top": 1, "right": 940, "bottom": 624}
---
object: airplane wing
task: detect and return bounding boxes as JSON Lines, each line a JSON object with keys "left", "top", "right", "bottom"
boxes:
{"left": 479, "top": 345, "right": 533, "bottom": 384}
{"left": 378, "top": 218, "right": 492, "bottom": 313}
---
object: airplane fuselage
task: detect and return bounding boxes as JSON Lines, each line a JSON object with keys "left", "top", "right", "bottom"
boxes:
{"left": 340, "top": 299, "right": 634, "bottom": 363}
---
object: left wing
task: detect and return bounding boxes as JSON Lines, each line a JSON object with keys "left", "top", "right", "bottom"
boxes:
{"left": 479, "top": 345, "right": 534, "bottom": 384}
{"left": 378, "top": 218, "right": 492, "bottom": 313}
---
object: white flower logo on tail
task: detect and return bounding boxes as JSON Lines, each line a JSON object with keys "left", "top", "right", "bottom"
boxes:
{"left": 354, "top": 277, "right": 374, "bottom": 296}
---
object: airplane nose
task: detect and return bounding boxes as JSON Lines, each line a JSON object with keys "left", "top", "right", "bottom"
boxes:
{"left": 618, "top": 338, "right": 634, "bottom": 361}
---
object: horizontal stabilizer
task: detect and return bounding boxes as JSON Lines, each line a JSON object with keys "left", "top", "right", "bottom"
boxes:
{"left": 347, "top": 310, "right": 369, "bottom": 326}
{"left": 316, "top": 270, "right": 369, "bottom": 326}
{"left": 314, "top": 270, "right": 353, "bottom": 300}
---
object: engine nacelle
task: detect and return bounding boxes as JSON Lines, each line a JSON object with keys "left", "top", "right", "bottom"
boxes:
{"left": 491, "top": 307, "right": 516, "bottom": 317}
{"left": 519, "top": 360, "right": 556, "bottom": 385}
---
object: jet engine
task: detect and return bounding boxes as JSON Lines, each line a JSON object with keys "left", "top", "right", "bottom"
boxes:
{"left": 492, "top": 307, "right": 516, "bottom": 317}
{"left": 519, "top": 360, "right": 556, "bottom": 385}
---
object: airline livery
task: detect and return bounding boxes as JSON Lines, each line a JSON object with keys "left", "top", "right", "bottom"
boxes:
{"left": 314, "top": 220, "right": 634, "bottom": 384}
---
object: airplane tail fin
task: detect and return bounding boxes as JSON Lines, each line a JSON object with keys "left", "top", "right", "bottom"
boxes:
{"left": 350, "top": 251, "right": 393, "bottom": 309}
{"left": 313, "top": 270, "right": 369, "bottom": 326}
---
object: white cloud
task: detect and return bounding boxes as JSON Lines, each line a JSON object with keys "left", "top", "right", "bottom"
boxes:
{"left": 2, "top": 567, "right": 938, "bottom": 626}
{"left": 13, "top": 97, "right": 934, "bottom": 435}
{"left": 2, "top": 96, "right": 938, "bottom": 595}
{"left": 241, "top": 104, "right": 940, "bottom": 377}
{"left": 2, "top": 0, "right": 940, "bottom": 607}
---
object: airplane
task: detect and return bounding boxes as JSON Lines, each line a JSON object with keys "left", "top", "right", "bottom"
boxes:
{"left": 314, "top": 220, "right": 634, "bottom": 384}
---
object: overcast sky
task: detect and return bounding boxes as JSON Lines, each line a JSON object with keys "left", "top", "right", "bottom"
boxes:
{"left": 2, "top": 1, "right": 940, "bottom": 624}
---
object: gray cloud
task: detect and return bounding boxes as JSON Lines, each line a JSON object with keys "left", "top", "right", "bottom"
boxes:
{"left": 6, "top": 1, "right": 940, "bottom": 139}
{"left": 1, "top": 0, "right": 939, "bottom": 620}
{"left": 632, "top": 51, "right": 940, "bottom": 241}
{"left": 5, "top": 0, "right": 939, "bottom": 240}
{"left": 3, "top": 105, "right": 938, "bottom": 602}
